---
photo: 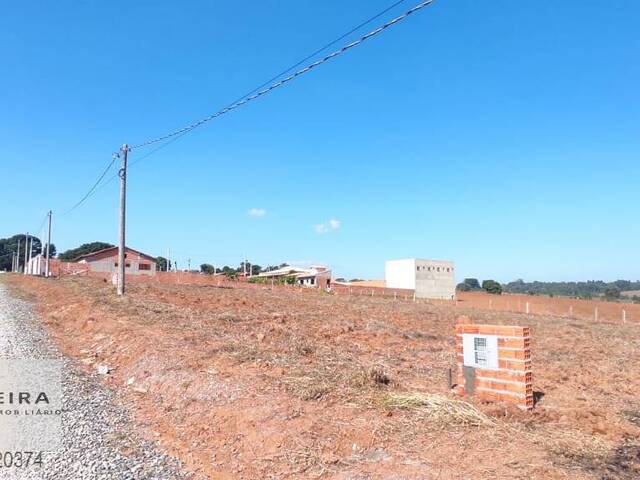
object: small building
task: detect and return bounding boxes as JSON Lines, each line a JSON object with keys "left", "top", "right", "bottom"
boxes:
{"left": 258, "top": 265, "right": 332, "bottom": 289}
{"left": 25, "top": 254, "right": 46, "bottom": 276}
{"left": 75, "top": 246, "right": 157, "bottom": 276}
{"left": 385, "top": 258, "right": 455, "bottom": 300}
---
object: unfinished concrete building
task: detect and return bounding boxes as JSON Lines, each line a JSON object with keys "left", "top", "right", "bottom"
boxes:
{"left": 385, "top": 258, "right": 456, "bottom": 300}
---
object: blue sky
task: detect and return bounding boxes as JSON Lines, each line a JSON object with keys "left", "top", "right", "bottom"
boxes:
{"left": 1, "top": 1, "right": 638, "bottom": 282}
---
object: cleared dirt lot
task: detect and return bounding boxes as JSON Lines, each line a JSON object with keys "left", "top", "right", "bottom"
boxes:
{"left": 3, "top": 275, "right": 640, "bottom": 479}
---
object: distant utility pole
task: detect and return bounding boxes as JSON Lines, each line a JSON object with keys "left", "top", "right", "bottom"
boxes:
{"left": 117, "top": 145, "right": 128, "bottom": 296}
{"left": 167, "top": 248, "right": 171, "bottom": 272}
{"left": 15, "top": 239, "right": 20, "bottom": 273}
{"left": 45, "top": 210, "right": 52, "bottom": 277}
{"left": 23, "top": 233, "right": 28, "bottom": 275}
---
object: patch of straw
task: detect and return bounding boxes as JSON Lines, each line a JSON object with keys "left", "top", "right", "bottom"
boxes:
{"left": 380, "top": 393, "right": 495, "bottom": 427}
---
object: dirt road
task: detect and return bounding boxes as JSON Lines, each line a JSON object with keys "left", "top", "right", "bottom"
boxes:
{"left": 0, "top": 281, "right": 191, "bottom": 480}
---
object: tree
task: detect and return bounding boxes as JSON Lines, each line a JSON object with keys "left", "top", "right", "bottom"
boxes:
{"left": 221, "top": 266, "right": 237, "bottom": 278}
{"left": 603, "top": 287, "right": 621, "bottom": 300}
{"left": 463, "top": 278, "right": 481, "bottom": 290}
{"left": 0, "top": 234, "right": 49, "bottom": 271}
{"left": 200, "top": 263, "right": 215, "bottom": 275}
{"left": 156, "top": 256, "right": 169, "bottom": 272}
{"left": 59, "top": 242, "right": 114, "bottom": 261}
{"left": 456, "top": 282, "right": 471, "bottom": 292}
{"left": 251, "top": 264, "right": 262, "bottom": 276}
{"left": 482, "top": 280, "right": 503, "bottom": 295}
{"left": 42, "top": 243, "right": 57, "bottom": 258}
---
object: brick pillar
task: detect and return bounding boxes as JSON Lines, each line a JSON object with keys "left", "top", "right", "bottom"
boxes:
{"left": 455, "top": 324, "right": 533, "bottom": 410}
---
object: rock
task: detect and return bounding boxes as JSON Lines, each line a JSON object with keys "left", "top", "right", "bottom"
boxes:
{"left": 97, "top": 364, "right": 110, "bottom": 375}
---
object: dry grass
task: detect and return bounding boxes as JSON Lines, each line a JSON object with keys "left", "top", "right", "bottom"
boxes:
{"left": 379, "top": 392, "right": 495, "bottom": 427}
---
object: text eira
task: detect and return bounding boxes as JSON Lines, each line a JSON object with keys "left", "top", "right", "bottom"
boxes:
{"left": 0, "top": 392, "right": 50, "bottom": 404}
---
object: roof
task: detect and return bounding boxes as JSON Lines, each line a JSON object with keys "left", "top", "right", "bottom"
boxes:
{"left": 258, "top": 265, "right": 331, "bottom": 279}
{"left": 74, "top": 246, "right": 157, "bottom": 263}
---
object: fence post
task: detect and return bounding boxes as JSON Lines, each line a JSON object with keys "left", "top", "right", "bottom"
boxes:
{"left": 595, "top": 307, "right": 598, "bottom": 322}
{"left": 525, "top": 302, "right": 529, "bottom": 314}
{"left": 569, "top": 305, "right": 573, "bottom": 317}
{"left": 413, "top": 292, "right": 416, "bottom": 302}
{"left": 394, "top": 292, "right": 397, "bottom": 300}
{"left": 622, "top": 309, "right": 626, "bottom": 324}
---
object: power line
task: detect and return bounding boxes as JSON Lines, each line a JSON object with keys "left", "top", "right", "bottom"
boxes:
{"left": 47, "top": 1, "right": 427, "bottom": 217}
{"left": 60, "top": 154, "right": 119, "bottom": 216}
{"left": 125, "top": 0, "right": 409, "bottom": 169}
{"left": 226, "top": 0, "right": 408, "bottom": 112}
{"left": 129, "top": 0, "right": 434, "bottom": 151}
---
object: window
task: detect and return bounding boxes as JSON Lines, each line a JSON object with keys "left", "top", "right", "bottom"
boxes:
{"left": 437, "top": 267, "right": 440, "bottom": 272}
{"left": 139, "top": 264, "right": 151, "bottom": 271}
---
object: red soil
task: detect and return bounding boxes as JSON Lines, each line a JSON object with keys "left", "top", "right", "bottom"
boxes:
{"left": 4, "top": 275, "right": 640, "bottom": 479}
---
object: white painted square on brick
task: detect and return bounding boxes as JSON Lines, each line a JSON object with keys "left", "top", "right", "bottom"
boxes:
{"left": 462, "top": 334, "right": 498, "bottom": 369}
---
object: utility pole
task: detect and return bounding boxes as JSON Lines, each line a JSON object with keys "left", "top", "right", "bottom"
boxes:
{"left": 117, "top": 145, "right": 128, "bottom": 296}
{"left": 45, "top": 210, "right": 52, "bottom": 277}
{"left": 27, "top": 236, "right": 33, "bottom": 269}
{"left": 23, "top": 233, "right": 28, "bottom": 275}
{"left": 15, "top": 239, "right": 20, "bottom": 273}
{"left": 167, "top": 248, "right": 171, "bottom": 272}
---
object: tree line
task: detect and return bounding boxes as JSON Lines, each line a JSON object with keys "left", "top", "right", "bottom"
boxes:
{"left": 0, "top": 234, "right": 56, "bottom": 271}
{"left": 457, "top": 277, "right": 640, "bottom": 301}
{"left": 502, "top": 279, "right": 640, "bottom": 300}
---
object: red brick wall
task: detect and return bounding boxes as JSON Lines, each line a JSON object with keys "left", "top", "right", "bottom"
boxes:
{"left": 50, "top": 259, "right": 90, "bottom": 277}
{"left": 455, "top": 323, "right": 533, "bottom": 410}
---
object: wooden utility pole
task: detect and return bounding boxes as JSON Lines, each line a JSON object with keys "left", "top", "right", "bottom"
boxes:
{"left": 117, "top": 145, "right": 128, "bottom": 295}
{"left": 45, "top": 210, "right": 52, "bottom": 277}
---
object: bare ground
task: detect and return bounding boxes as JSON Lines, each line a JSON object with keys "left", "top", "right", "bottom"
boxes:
{"left": 3, "top": 274, "right": 640, "bottom": 479}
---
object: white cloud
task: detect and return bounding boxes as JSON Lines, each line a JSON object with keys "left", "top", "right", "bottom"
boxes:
{"left": 314, "top": 218, "right": 341, "bottom": 234}
{"left": 248, "top": 208, "right": 267, "bottom": 217}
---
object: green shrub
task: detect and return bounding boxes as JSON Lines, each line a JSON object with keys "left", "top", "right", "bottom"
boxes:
{"left": 482, "top": 280, "right": 503, "bottom": 295}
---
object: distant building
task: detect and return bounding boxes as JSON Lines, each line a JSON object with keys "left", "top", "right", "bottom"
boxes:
{"left": 75, "top": 246, "right": 157, "bottom": 276}
{"left": 385, "top": 258, "right": 455, "bottom": 300}
{"left": 258, "top": 265, "right": 332, "bottom": 289}
{"left": 25, "top": 254, "right": 46, "bottom": 276}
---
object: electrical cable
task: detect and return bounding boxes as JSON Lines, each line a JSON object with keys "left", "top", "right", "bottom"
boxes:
{"left": 129, "top": 0, "right": 434, "bottom": 151}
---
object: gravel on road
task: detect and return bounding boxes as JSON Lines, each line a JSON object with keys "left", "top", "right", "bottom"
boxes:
{"left": 0, "top": 281, "right": 192, "bottom": 480}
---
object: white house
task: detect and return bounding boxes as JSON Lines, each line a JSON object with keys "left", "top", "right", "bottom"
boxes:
{"left": 258, "top": 265, "right": 332, "bottom": 289}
